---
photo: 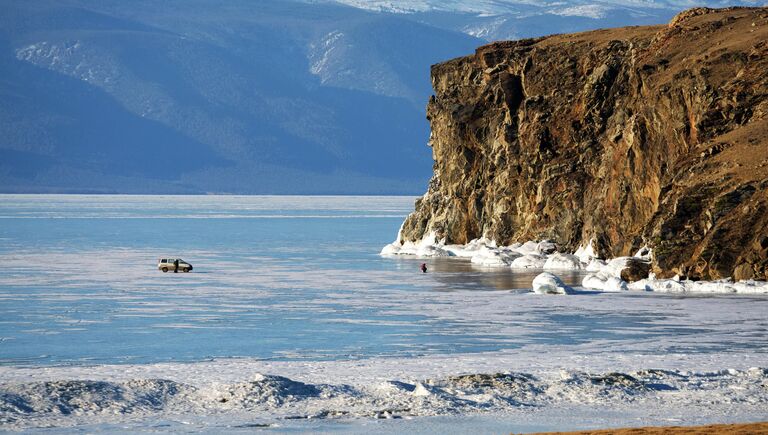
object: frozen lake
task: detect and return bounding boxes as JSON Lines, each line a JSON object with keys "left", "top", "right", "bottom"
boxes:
{"left": 0, "top": 195, "right": 766, "bottom": 432}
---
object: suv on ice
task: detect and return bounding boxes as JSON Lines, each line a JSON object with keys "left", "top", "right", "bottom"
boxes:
{"left": 158, "top": 258, "right": 193, "bottom": 273}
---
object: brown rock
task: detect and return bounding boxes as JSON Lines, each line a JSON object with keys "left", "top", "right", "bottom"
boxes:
{"left": 400, "top": 7, "right": 768, "bottom": 280}
{"left": 620, "top": 258, "right": 652, "bottom": 282}
{"left": 733, "top": 263, "right": 756, "bottom": 280}
{"left": 754, "top": 235, "right": 768, "bottom": 251}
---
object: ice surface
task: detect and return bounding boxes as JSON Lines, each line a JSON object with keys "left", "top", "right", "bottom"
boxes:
{"left": 2, "top": 195, "right": 767, "bottom": 432}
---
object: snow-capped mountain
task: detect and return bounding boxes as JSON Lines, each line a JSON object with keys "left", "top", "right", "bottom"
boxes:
{"left": 320, "top": 0, "right": 764, "bottom": 41}
{"left": 325, "top": 0, "right": 761, "bottom": 16}
{"left": 1, "top": 0, "right": 762, "bottom": 194}
{"left": 0, "top": 0, "right": 479, "bottom": 194}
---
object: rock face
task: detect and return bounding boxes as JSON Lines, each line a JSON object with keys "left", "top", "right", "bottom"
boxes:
{"left": 400, "top": 7, "right": 768, "bottom": 280}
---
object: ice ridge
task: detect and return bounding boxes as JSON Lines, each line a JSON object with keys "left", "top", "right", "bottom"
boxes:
{"left": 2, "top": 368, "right": 767, "bottom": 429}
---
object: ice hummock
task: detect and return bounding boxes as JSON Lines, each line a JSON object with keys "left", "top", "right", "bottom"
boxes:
{"left": 532, "top": 272, "right": 574, "bottom": 295}
{"left": 510, "top": 254, "right": 547, "bottom": 269}
{"left": 2, "top": 366, "right": 767, "bottom": 431}
{"left": 542, "top": 253, "right": 582, "bottom": 270}
{"left": 580, "top": 257, "right": 641, "bottom": 292}
{"left": 380, "top": 231, "right": 455, "bottom": 257}
{"left": 381, "top": 235, "right": 567, "bottom": 268}
{"left": 628, "top": 277, "right": 768, "bottom": 294}
{"left": 574, "top": 239, "right": 598, "bottom": 263}
{"left": 470, "top": 246, "right": 521, "bottom": 267}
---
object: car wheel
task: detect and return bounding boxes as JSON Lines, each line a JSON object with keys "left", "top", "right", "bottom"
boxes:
{"left": 161, "top": 267, "right": 168, "bottom": 273}
{"left": 183, "top": 268, "right": 190, "bottom": 273}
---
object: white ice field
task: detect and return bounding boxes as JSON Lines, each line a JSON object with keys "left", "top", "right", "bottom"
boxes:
{"left": 0, "top": 195, "right": 766, "bottom": 432}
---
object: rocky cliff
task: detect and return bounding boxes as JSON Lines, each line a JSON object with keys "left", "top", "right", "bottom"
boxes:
{"left": 399, "top": 7, "right": 768, "bottom": 280}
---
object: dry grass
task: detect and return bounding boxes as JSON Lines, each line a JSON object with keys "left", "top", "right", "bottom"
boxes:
{"left": 522, "top": 421, "right": 768, "bottom": 435}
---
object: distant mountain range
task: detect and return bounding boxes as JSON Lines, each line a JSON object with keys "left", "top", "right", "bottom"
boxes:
{"left": 0, "top": 0, "right": 760, "bottom": 194}
{"left": 320, "top": 0, "right": 763, "bottom": 40}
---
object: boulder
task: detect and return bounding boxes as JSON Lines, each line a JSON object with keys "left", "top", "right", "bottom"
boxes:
{"left": 532, "top": 272, "right": 574, "bottom": 295}
{"left": 619, "top": 258, "right": 652, "bottom": 282}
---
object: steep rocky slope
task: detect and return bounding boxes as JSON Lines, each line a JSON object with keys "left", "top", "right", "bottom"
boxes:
{"left": 399, "top": 7, "right": 768, "bottom": 280}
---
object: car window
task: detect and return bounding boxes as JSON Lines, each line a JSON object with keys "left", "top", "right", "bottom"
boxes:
{"left": 160, "top": 259, "right": 166, "bottom": 263}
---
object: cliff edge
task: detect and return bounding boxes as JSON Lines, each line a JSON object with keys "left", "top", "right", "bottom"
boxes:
{"left": 399, "top": 7, "right": 768, "bottom": 280}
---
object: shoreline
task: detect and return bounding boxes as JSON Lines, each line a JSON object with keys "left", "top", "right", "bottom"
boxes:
{"left": 382, "top": 236, "right": 768, "bottom": 294}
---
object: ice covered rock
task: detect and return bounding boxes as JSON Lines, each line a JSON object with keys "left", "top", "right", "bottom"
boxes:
{"left": 470, "top": 246, "right": 520, "bottom": 267}
{"left": 543, "top": 253, "right": 583, "bottom": 270}
{"left": 416, "top": 244, "right": 453, "bottom": 257}
{"left": 516, "top": 241, "right": 541, "bottom": 255}
{"left": 633, "top": 246, "right": 652, "bottom": 261}
{"left": 532, "top": 272, "right": 574, "bottom": 295}
{"left": 380, "top": 231, "right": 454, "bottom": 257}
{"left": 446, "top": 238, "right": 492, "bottom": 258}
{"left": 730, "top": 280, "right": 768, "bottom": 294}
{"left": 574, "top": 240, "right": 598, "bottom": 263}
{"left": 618, "top": 258, "right": 651, "bottom": 282}
{"left": 627, "top": 279, "right": 652, "bottom": 291}
{"left": 585, "top": 258, "right": 607, "bottom": 272}
{"left": 510, "top": 254, "right": 547, "bottom": 269}
{"left": 603, "top": 276, "right": 629, "bottom": 292}
{"left": 380, "top": 222, "right": 407, "bottom": 256}
{"left": 380, "top": 243, "right": 401, "bottom": 256}
{"left": 686, "top": 280, "right": 739, "bottom": 293}
{"left": 581, "top": 274, "right": 603, "bottom": 290}
{"left": 590, "top": 257, "right": 650, "bottom": 282}
{"left": 628, "top": 278, "right": 687, "bottom": 293}
{"left": 537, "top": 240, "right": 557, "bottom": 255}
{"left": 581, "top": 256, "right": 647, "bottom": 291}
{"left": 582, "top": 273, "right": 629, "bottom": 292}
{"left": 628, "top": 277, "right": 768, "bottom": 294}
